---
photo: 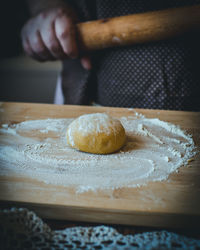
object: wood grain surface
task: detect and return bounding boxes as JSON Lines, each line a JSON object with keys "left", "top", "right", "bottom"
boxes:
{"left": 77, "top": 5, "right": 200, "bottom": 51}
{"left": 0, "top": 102, "right": 200, "bottom": 229}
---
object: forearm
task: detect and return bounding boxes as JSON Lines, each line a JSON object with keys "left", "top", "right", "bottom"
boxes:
{"left": 26, "top": 0, "right": 68, "bottom": 16}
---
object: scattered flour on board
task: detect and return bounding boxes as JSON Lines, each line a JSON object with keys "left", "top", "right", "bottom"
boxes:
{"left": 0, "top": 112, "right": 197, "bottom": 193}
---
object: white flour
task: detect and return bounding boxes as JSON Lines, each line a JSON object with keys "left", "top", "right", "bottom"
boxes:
{"left": 0, "top": 112, "right": 197, "bottom": 193}
{"left": 68, "top": 113, "right": 121, "bottom": 135}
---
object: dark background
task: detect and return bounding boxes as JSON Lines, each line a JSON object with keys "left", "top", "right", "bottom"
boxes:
{"left": 0, "top": 1, "right": 60, "bottom": 104}
{"left": 0, "top": 1, "right": 29, "bottom": 59}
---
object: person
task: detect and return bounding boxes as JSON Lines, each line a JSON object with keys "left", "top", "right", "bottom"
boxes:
{"left": 21, "top": 0, "right": 200, "bottom": 110}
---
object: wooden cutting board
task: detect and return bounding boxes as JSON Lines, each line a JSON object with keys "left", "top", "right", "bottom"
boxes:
{"left": 0, "top": 102, "right": 200, "bottom": 229}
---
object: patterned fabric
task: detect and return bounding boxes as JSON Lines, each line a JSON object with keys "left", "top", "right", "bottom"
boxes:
{"left": 1, "top": 208, "right": 200, "bottom": 249}
{"left": 62, "top": 0, "right": 200, "bottom": 110}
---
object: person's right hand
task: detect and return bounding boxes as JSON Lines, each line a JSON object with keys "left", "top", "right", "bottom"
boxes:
{"left": 21, "top": 6, "right": 91, "bottom": 70}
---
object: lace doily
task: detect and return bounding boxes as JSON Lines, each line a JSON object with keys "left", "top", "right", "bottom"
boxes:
{"left": 1, "top": 208, "right": 200, "bottom": 249}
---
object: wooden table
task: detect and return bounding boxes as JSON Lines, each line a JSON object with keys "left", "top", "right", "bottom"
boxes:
{"left": 0, "top": 102, "right": 200, "bottom": 230}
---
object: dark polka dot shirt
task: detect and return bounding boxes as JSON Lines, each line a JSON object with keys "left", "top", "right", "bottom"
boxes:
{"left": 62, "top": 0, "right": 200, "bottom": 111}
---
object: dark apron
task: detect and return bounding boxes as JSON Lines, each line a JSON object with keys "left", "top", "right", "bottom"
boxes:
{"left": 61, "top": 0, "right": 200, "bottom": 111}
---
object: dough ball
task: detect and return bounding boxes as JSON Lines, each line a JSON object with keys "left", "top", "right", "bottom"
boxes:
{"left": 66, "top": 113, "right": 126, "bottom": 154}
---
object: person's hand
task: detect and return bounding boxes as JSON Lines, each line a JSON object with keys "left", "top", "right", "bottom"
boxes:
{"left": 21, "top": 6, "right": 91, "bottom": 70}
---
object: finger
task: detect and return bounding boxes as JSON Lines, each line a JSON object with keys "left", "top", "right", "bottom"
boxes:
{"left": 55, "top": 15, "right": 78, "bottom": 58}
{"left": 21, "top": 20, "right": 44, "bottom": 61}
{"left": 22, "top": 37, "right": 45, "bottom": 62}
{"left": 21, "top": 25, "right": 34, "bottom": 57}
{"left": 29, "top": 30, "right": 55, "bottom": 61}
{"left": 81, "top": 56, "right": 92, "bottom": 70}
{"left": 40, "top": 21, "right": 67, "bottom": 59}
{"left": 22, "top": 37, "right": 34, "bottom": 57}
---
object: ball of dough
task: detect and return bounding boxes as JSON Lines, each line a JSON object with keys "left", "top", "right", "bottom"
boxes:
{"left": 66, "top": 113, "right": 126, "bottom": 154}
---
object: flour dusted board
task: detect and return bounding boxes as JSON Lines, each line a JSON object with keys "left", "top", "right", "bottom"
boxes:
{"left": 0, "top": 102, "right": 200, "bottom": 228}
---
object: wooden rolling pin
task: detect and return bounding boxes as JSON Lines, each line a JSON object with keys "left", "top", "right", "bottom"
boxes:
{"left": 77, "top": 4, "right": 200, "bottom": 51}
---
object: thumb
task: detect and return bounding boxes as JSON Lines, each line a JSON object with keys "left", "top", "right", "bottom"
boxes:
{"left": 81, "top": 56, "right": 92, "bottom": 70}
